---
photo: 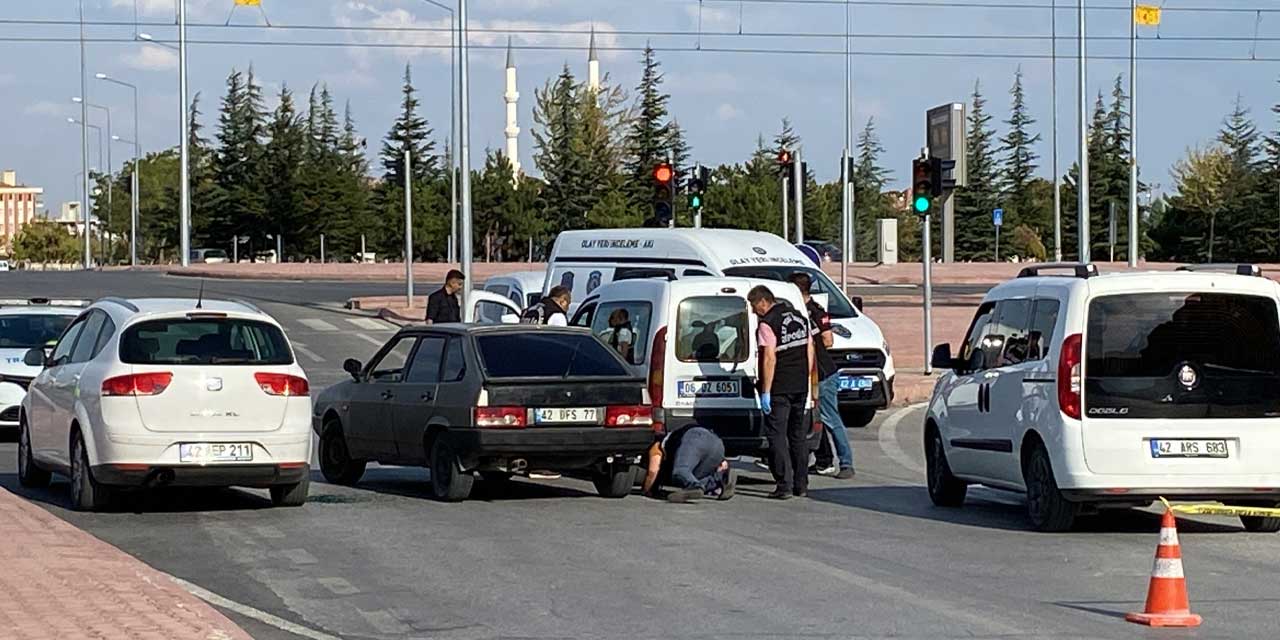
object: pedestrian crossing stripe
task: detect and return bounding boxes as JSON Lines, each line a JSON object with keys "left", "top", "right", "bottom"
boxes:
{"left": 298, "top": 319, "right": 339, "bottom": 332}
{"left": 347, "top": 317, "right": 393, "bottom": 331}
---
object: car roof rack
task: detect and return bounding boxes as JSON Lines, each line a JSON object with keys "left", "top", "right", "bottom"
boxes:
{"left": 1175, "top": 263, "right": 1263, "bottom": 277}
{"left": 1016, "top": 262, "right": 1098, "bottom": 279}
{"left": 99, "top": 297, "right": 140, "bottom": 312}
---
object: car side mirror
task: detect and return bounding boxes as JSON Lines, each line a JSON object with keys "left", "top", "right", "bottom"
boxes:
{"left": 23, "top": 348, "right": 47, "bottom": 368}
{"left": 343, "top": 358, "right": 363, "bottom": 381}
{"left": 930, "top": 343, "right": 954, "bottom": 370}
{"left": 850, "top": 296, "right": 864, "bottom": 312}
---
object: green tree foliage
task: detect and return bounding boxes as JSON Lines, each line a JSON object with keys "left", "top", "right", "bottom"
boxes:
{"left": 999, "top": 67, "right": 1046, "bottom": 250}
{"left": 12, "top": 220, "right": 81, "bottom": 264}
{"left": 953, "top": 81, "right": 1001, "bottom": 260}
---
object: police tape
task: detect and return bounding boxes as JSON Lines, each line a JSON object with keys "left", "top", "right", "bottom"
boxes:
{"left": 1159, "top": 497, "right": 1280, "bottom": 519}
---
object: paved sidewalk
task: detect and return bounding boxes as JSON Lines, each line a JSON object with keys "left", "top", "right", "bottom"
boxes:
{"left": 0, "top": 488, "right": 251, "bottom": 640}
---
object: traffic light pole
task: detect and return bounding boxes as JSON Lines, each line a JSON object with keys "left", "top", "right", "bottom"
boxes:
{"left": 667, "top": 150, "right": 675, "bottom": 229}
{"left": 405, "top": 149, "right": 414, "bottom": 308}
{"left": 922, "top": 210, "right": 933, "bottom": 376}
{"left": 841, "top": 147, "right": 849, "bottom": 292}
{"left": 781, "top": 176, "right": 789, "bottom": 241}
{"left": 793, "top": 148, "right": 804, "bottom": 244}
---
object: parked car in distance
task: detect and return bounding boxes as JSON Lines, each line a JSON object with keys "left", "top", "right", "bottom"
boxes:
{"left": 313, "top": 325, "right": 653, "bottom": 502}
{"left": 0, "top": 298, "right": 87, "bottom": 435}
{"left": 802, "top": 240, "right": 842, "bottom": 263}
{"left": 483, "top": 270, "right": 547, "bottom": 310}
{"left": 190, "top": 248, "right": 229, "bottom": 264}
{"left": 18, "top": 298, "right": 313, "bottom": 511}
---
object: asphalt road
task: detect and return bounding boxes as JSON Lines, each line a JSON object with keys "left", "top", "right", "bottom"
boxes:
{"left": 2, "top": 271, "right": 1277, "bottom": 639}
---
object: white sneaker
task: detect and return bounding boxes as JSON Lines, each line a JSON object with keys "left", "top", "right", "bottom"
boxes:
{"left": 815, "top": 465, "right": 839, "bottom": 477}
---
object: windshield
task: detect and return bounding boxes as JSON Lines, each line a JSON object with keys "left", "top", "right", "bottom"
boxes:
{"left": 121, "top": 318, "right": 294, "bottom": 365}
{"left": 0, "top": 314, "right": 75, "bottom": 349}
{"left": 722, "top": 266, "right": 857, "bottom": 318}
{"left": 477, "top": 333, "right": 630, "bottom": 378}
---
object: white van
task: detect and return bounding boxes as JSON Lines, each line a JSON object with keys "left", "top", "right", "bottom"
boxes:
{"left": 547, "top": 228, "right": 895, "bottom": 425}
{"left": 483, "top": 270, "right": 546, "bottom": 310}
{"left": 570, "top": 276, "right": 819, "bottom": 457}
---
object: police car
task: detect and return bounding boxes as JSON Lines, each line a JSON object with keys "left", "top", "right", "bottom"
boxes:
{"left": 0, "top": 299, "right": 87, "bottom": 433}
{"left": 926, "top": 263, "right": 1280, "bottom": 532}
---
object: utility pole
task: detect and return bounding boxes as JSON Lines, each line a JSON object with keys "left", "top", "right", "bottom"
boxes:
{"left": 1127, "top": 0, "right": 1139, "bottom": 267}
{"left": 841, "top": 148, "right": 850, "bottom": 291}
{"left": 843, "top": 0, "right": 856, "bottom": 275}
{"left": 781, "top": 175, "right": 789, "bottom": 240}
{"left": 1051, "top": 0, "right": 1062, "bottom": 262}
{"left": 79, "top": 0, "right": 91, "bottom": 270}
{"left": 793, "top": 147, "right": 804, "bottom": 244}
{"left": 458, "top": 0, "right": 474, "bottom": 318}
{"left": 921, "top": 150, "right": 933, "bottom": 375}
{"left": 405, "top": 149, "right": 414, "bottom": 308}
{"left": 179, "top": 0, "right": 191, "bottom": 267}
{"left": 1077, "top": 0, "right": 1090, "bottom": 263}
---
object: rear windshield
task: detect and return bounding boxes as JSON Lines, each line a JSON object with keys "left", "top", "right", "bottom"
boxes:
{"left": 1086, "top": 292, "right": 1280, "bottom": 419}
{"left": 477, "top": 333, "right": 630, "bottom": 378}
{"left": 121, "top": 318, "right": 293, "bottom": 365}
{"left": 675, "top": 296, "right": 750, "bottom": 363}
{"left": 722, "top": 266, "right": 857, "bottom": 318}
{"left": 0, "top": 314, "right": 75, "bottom": 349}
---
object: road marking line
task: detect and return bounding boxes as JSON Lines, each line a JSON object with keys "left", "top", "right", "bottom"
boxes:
{"left": 291, "top": 343, "right": 325, "bottom": 363}
{"left": 347, "top": 317, "right": 393, "bottom": 331}
{"left": 356, "top": 333, "right": 386, "bottom": 348}
{"left": 299, "top": 319, "right": 339, "bottom": 332}
{"left": 879, "top": 403, "right": 927, "bottom": 475}
{"left": 170, "top": 577, "right": 344, "bottom": 640}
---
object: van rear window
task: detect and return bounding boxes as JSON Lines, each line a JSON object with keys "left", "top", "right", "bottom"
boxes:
{"left": 1085, "top": 293, "right": 1280, "bottom": 419}
{"left": 675, "top": 297, "right": 750, "bottom": 363}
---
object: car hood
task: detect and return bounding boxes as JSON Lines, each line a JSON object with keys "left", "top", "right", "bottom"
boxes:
{"left": 830, "top": 315, "right": 886, "bottom": 351}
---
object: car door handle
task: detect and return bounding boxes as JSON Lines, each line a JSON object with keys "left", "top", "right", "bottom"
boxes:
{"left": 381, "top": 390, "right": 394, "bottom": 400}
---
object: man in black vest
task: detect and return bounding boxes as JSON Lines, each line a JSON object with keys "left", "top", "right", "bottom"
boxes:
{"left": 748, "top": 285, "right": 814, "bottom": 499}
{"left": 521, "top": 286, "right": 572, "bottom": 326}
{"left": 425, "top": 269, "right": 464, "bottom": 324}
{"left": 789, "top": 271, "right": 854, "bottom": 479}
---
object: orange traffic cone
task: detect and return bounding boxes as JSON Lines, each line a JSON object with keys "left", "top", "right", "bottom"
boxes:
{"left": 1126, "top": 509, "right": 1203, "bottom": 627}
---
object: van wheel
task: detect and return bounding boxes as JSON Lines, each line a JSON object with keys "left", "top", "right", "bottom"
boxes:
{"left": 925, "top": 427, "right": 967, "bottom": 507}
{"left": 270, "top": 476, "right": 309, "bottom": 507}
{"left": 1239, "top": 503, "right": 1280, "bottom": 532}
{"left": 430, "top": 437, "right": 473, "bottom": 502}
{"left": 1023, "top": 444, "right": 1078, "bottom": 532}
{"left": 319, "top": 423, "right": 365, "bottom": 486}
{"left": 70, "top": 431, "right": 114, "bottom": 512}
{"left": 593, "top": 464, "right": 635, "bottom": 498}
{"left": 17, "top": 418, "right": 50, "bottom": 489}
{"left": 841, "top": 407, "right": 877, "bottom": 429}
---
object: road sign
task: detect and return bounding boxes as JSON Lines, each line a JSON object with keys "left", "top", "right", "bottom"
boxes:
{"left": 993, "top": 208, "right": 1003, "bottom": 227}
{"left": 1135, "top": 5, "right": 1160, "bottom": 26}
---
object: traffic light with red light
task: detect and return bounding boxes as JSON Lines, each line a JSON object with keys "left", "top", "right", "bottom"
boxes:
{"left": 653, "top": 162, "right": 675, "bottom": 226}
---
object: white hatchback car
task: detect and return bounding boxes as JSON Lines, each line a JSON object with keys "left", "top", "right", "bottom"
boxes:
{"left": 17, "top": 298, "right": 313, "bottom": 511}
{"left": 926, "top": 263, "right": 1280, "bottom": 532}
{"left": 0, "top": 299, "right": 86, "bottom": 433}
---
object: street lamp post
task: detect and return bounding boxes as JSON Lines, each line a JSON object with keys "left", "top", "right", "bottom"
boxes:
{"left": 458, "top": 0, "right": 473, "bottom": 315}
{"left": 69, "top": 117, "right": 103, "bottom": 264}
{"left": 79, "top": 0, "right": 90, "bottom": 270}
{"left": 75, "top": 98, "right": 111, "bottom": 263}
{"left": 179, "top": 0, "right": 190, "bottom": 267}
{"left": 98, "top": 73, "right": 141, "bottom": 267}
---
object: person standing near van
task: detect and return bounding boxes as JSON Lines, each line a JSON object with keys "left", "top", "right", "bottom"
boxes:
{"left": 521, "top": 286, "right": 572, "bottom": 326}
{"left": 748, "top": 285, "right": 814, "bottom": 500}
{"left": 425, "top": 269, "right": 464, "bottom": 324}
{"left": 788, "top": 272, "right": 855, "bottom": 480}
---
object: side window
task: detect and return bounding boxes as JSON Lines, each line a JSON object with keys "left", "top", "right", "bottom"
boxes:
{"left": 92, "top": 315, "right": 117, "bottom": 358}
{"left": 590, "top": 301, "right": 653, "bottom": 365}
{"left": 441, "top": 337, "right": 466, "bottom": 382}
{"left": 475, "top": 300, "right": 516, "bottom": 325}
{"left": 959, "top": 302, "right": 997, "bottom": 372}
{"left": 369, "top": 337, "right": 417, "bottom": 383}
{"left": 486, "top": 284, "right": 511, "bottom": 299}
{"left": 1027, "top": 299, "right": 1061, "bottom": 361}
{"left": 50, "top": 318, "right": 87, "bottom": 367}
{"left": 990, "top": 299, "right": 1033, "bottom": 367}
{"left": 405, "top": 336, "right": 447, "bottom": 384}
{"left": 70, "top": 311, "right": 108, "bottom": 364}
{"left": 571, "top": 302, "right": 598, "bottom": 328}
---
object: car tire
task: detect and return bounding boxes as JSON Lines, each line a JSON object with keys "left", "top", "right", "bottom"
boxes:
{"left": 270, "top": 475, "right": 310, "bottom": 508}
{"left": 841, "top": 407, "right": 877, "bottom": 429}
{"left": 17, "top": 418, "right": 51, "bottom": 489}
{"left": 318, "top": 423, "right": 365, "bottom": 486}
{"left": 1239, "top": 502, "right": 1280, "bottom": 533}
{"left": 430, "top": 436, "right": 473, "bottom": 502}
{"left": 925, "top": 426, "right": 967, "bottom": 507}
{"left": 1023, "top": 444, "right": 1078, "bottom": 532}
{"left": 592, "top": 464, "right": 635, "bottom": 499}
{"left": 70, "top": 431, "right": 114, "bottom": 512}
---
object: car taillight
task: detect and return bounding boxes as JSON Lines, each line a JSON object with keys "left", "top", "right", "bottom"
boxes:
{"left": 254, "top": 373, "right": 310, "bottom": 396}
{"left": 648, "top": 327, "right": 667, "bottom": 432}
{"left": 605, "top": 405, "right": 653, "bottom": 428}
{"left": 475, "top": 407, "right": 526, "bottom": 428}
{"left": 1057, "top": 333, "right": 1082, "bottom": 419}
{"left": 102, "top": 372, "right": 173, "bottom": 397}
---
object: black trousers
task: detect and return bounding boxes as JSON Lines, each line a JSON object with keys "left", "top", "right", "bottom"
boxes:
{"left": 765, "top": 391, "right": 810, "bottom": 493}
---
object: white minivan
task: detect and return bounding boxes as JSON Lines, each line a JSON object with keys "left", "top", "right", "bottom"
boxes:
{"left": 546, "top": 228, "right": 894, "bottom": 426}
{"left": 570, "top": 276, "right": 819, "bottom": 457}
{"left": 926, "top": 263, "right": 1280, "bottom": 532}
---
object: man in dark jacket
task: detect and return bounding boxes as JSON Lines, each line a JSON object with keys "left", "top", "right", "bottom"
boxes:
{"left": 521, "top": 286, "right": 572, "bottom": 326}
{"left": 749, "top": 285, "right": 814, "bottom": 500}
{"left": 425, "top": 269, "right": 464, "bottom": 324}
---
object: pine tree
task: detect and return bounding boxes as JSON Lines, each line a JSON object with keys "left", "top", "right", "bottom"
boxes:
{"left": 953, "top": 80, "right": 1000, "bottom": 260}
{"left": 1214, "top": 97, "right": 1268, "bottom": 260}
{"left": 852, "top": 118, "right": 893, "bottom": 259}
{"left": 998, "top": 67, "right": 1045, "bottom": 253}
{"left": 532, "top": 66, "right": 590, "bottom": 230}
{"left": 210, "top": 67, "right": 267, "bottom": 254}
{"left": 380, "top": 64, "right": 437, "bottom": 186}
{"left": 772, "top": 118, "right": 800, "bottom": 158}
{"left": 623, "top": 46, "right": 676, "bottom": 223}
{"left": 261, "top": 84, "right": 307, "bottom": 258}
{"left": 375, "top": 64, "right": 446, "bottom": 260}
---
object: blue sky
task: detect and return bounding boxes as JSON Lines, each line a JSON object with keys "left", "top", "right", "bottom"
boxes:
{"left": 7, "top": 0, "right": 1280, "bottom": 212}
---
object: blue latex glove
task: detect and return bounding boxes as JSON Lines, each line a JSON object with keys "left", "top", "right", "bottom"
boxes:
{"left": 760, "top": 393, "right": 772, "bottom": 415}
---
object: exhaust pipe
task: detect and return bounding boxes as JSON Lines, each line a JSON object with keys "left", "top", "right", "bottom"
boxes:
{"left": 509, "top": 458, "right": 528, "bottom": 474}
{"left": 145, "top": 468, "right": 175, "bottom": 488}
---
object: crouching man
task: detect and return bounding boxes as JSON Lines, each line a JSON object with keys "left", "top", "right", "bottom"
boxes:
{"left": 641, "top": 425, "right": 736, "bottom": 503}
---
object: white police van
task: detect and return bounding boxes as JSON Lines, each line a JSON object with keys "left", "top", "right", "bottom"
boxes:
{"left": 545, "top": 228, "right": 894, "bottom": 426}
{"left": 926, "top": 263, "right": 1280, "bottom": 532}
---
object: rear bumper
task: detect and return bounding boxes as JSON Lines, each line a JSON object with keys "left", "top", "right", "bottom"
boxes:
{"left": 1063, "top": 487, "right": 1280, "bottom": 503}
{"left": 449, "top": 427, "right": 654, "bottom": 470}
{"left": 91, "top": 463, "right": 310, "bottom": 488}
{"left": 663, "top": 408, "right": 821, "bottom": 458}
{"left": 835, "top": 370, "right": 892, "bottom": 408}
